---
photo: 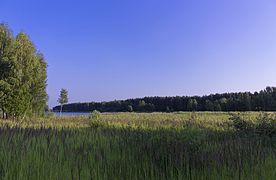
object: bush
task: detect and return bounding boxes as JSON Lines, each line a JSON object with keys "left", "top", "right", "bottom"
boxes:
{"left": 255, "top": 113, "right": 276, "bottom": 137}
{"left": 88, "top": 110, "right": 104, "bottom": 128}
{"left": 229, "top": 114, "right": 253, "bottom": 132}
{"left": 230, "top": 113, "right": 276, "bottom": 137}
{"left": 89, "top": 110, "right": 101, "bottom": 120}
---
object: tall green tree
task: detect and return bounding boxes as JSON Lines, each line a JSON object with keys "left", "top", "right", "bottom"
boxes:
{"left": 0, "top": 23, "right": 17, "bottom": 118}
{"left": 187, "top": 99, "right": 198, "bottom": 111}
{"left": 0, "top": 24, "right": 48, "bottom": 119}
{"left": 13, "top": 32, "right": 38, "bottom": 117}
{"left": 30, "top": 53, "right": 48, "bottom": 116}
{"left": 205, "top": 100, "right": 214, "bottom": 111}
{"left": 127, "top": 105, "right": 133, "bottom": 112}
{"left": 58, "top": 88, "right": 68, "bottom": 114}
{"left": 214, "top": 100, "right": 222, "bottom": 111}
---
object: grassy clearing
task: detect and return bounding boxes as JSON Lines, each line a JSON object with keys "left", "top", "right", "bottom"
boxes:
{"left": 0, "top": 112, "right": 275, "bottom": 179}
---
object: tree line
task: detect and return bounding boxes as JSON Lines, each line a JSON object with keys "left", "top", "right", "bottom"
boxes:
{"left": 53, "top": 87, "right": 276, "bottom": 113}
{"left": 0, "top": 24, "right": 48, "bottom": 119}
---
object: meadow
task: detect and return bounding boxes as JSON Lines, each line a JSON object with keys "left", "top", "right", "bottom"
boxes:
{"left": 0, "top": 112, "right": 275, "bottom": 179}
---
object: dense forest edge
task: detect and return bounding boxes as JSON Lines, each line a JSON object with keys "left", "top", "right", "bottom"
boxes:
{"left": 54, "top": 86, "right": 276, "bottom": 113}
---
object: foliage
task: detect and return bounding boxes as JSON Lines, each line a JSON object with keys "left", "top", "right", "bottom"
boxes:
{"left": 88, "top": 110, "right": 101, "bottom": 120}
{"left": 205, "top": 99, "right": 214, "bottom": 111}
{"left": 127, "top": 105, "right": 133, "bottom": 112}
{"left": 230, "top": 113, "right": 254, "bottom": 132}
{"left": 58, "top": 88, "right": 68, "bottom": 105}
{"left": 0, "top": 23, "right": 47, "bottom": 119}
{"left": 187, "top": 98, "right": 198, "bottom": 111}
{"left": 255, "top": 113, "right": 276, "bottom": 137}
{"left": 54, "top": 86, "right": 276, "bottom": 113}
{"left": 58, "top": 88, "right": 68, "bottom": 113}
{"left": 230, "top": 113, "right": 276, "bottom": 137}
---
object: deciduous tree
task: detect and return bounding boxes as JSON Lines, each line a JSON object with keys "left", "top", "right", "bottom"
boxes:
{"left": 58, "top": 88, "right": 68, "bottom": 114}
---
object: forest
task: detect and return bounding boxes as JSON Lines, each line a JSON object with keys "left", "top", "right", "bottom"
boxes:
{"left": 54, "top": 86, "right": 276, "bottom": 112}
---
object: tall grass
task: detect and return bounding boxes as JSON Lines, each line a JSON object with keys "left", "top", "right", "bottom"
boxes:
{"left": 0, "top": 112, "right": 275, "bottom": 179}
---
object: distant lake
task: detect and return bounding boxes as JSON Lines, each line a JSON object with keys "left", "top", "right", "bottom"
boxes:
{"left": 53, "top": 112, "right": 91, "bottom": 116}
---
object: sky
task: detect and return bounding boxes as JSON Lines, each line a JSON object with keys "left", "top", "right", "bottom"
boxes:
{"left": 1, "top": 0, "right": 276, "bottom": 107}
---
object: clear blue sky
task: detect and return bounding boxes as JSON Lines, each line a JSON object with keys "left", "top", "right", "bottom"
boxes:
{"left": 1, "top": 0, "right": 276, "bottom": 107}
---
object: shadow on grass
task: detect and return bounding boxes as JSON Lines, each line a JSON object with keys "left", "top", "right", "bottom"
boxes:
{"left": 0, "top": 124, "right": 275, "bottom": 179}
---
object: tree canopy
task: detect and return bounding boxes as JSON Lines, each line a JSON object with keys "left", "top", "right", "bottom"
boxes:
{"left": 58, "top": 88, "right": 68, "bottom": 113}
{"left": 53, "top": 87, "right": 276, "bottom": 113}
{"left": 0, "top": 24, "right": 48, "bottom": 119}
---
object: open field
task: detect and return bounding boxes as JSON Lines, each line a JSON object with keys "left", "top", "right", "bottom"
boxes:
{"left": 0, "top": 112, "right": 275, "bottom": 179}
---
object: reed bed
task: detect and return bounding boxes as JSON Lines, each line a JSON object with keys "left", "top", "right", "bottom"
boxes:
{"left": 0, "top": 112, "right": 275, "bottom": 179}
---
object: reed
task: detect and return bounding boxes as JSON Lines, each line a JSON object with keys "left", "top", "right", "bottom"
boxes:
{"left": 0, "top": 112, "right": 275, "bottom": 179}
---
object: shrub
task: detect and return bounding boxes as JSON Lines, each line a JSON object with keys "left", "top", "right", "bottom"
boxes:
{"left": 229, "top": 113, "right": 253, "bottom": 132}
{"left": 230, "top": 113, "right": 276, "bottom": 137}
{"left": 89, "top": 110, "right": 101, "bottom": 120}
{"left": 255, "top": 113, "right": 276, "bottom": 137}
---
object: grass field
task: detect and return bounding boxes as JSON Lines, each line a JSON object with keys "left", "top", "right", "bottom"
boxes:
{"left": 0, "top": 112, "right": 275, "bottom": 179}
